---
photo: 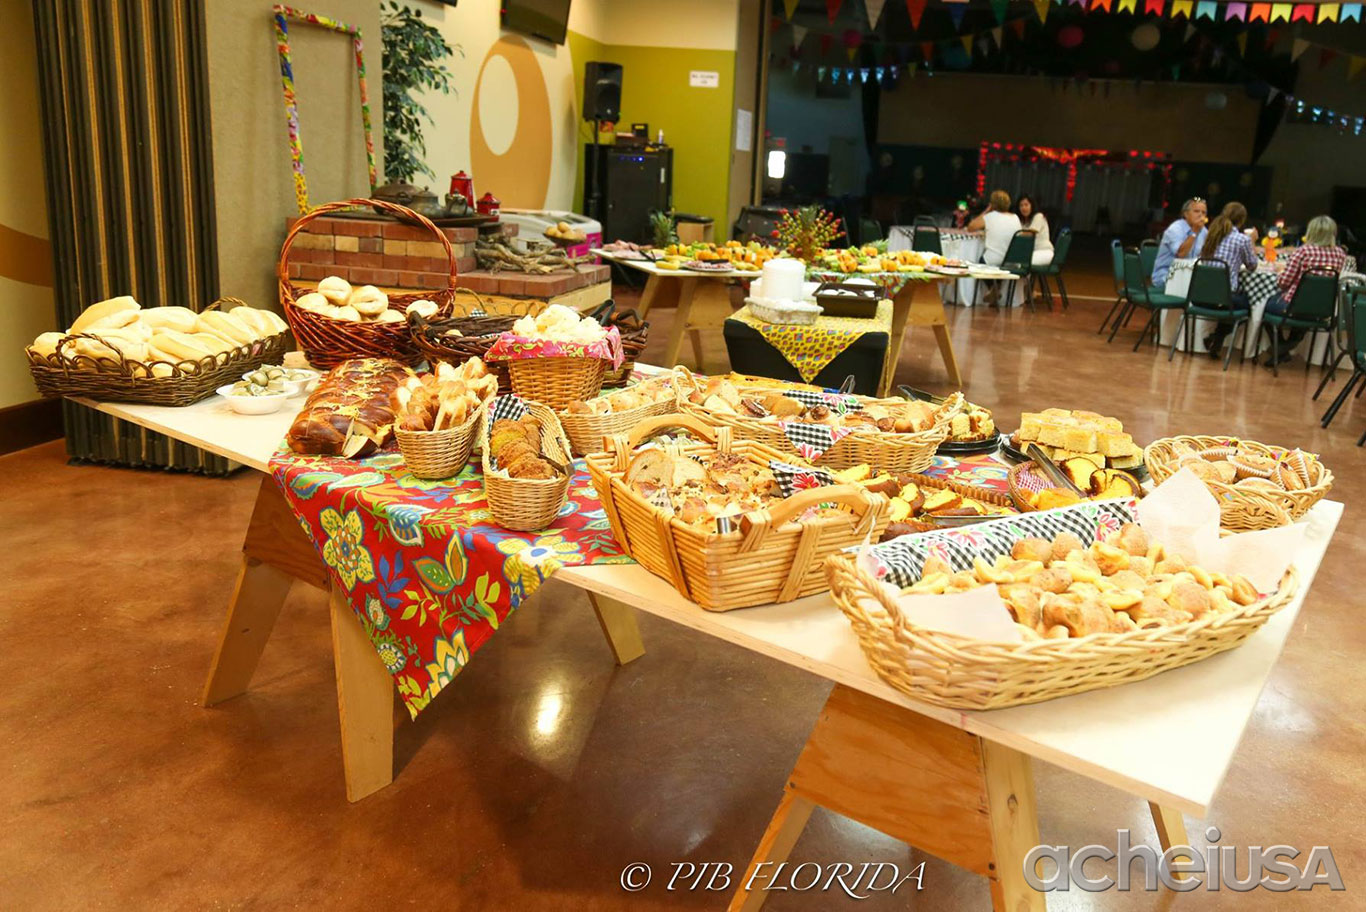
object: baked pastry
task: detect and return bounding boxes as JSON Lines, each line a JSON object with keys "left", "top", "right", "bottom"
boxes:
{"left": 1015, "top": 408, "right": 1142, "bottom": 470}
{"left": 286, "top": 358, "right": 412, "bottom": 456}
{"left": 394, "top": 358, "right": 498, "bottom": 432}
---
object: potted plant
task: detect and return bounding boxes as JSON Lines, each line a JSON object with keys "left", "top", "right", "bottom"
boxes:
{"left": 380, "top": 1, "right": 462, "bottom": 188}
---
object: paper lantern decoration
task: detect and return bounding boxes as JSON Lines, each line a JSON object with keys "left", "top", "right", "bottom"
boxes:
{"left": 1131, "top": 23, "right": 1161, "bottom": 51}
{"left": 1059, "top": 25, "right": 1084, "bottom": 49}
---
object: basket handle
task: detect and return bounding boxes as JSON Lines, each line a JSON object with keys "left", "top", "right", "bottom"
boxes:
{"left": 606, "top": 415, "right": 732, "bottom": 472}
{"left": 738, "top": 483, "right": 881, "bottom": 553}
{"left": 55, "top": 331, "right": 140, "bottom": 379}
{"left": 277, "top": 198, "right": 457, "bottom": 305}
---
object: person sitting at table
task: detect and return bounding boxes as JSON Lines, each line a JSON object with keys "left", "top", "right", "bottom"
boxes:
{"left": 1201, "top": 202, "right": 1259, "bottom": 357}
{"left": 1016, "top": 195, "right": 1054, "bottom": 266}
{"left": 1262, "top": 215, "right": 1348, "bottom": 365}
{"left": 1152, "top": 198, "right": 1209, "bottom": 286}
{"left": 968, "top": 190, "right": 1022, "bottom": 304}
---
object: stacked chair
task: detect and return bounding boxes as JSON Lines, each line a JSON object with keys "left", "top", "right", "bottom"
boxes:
{"left": 1316, "top": 287, "right": 1366, "bottom": 443}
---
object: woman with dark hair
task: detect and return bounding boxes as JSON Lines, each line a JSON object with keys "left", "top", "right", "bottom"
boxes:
{"left": 1017, "top": 195, "right": 1054, "bottom": 266}
{"left": 1202, "top": 202, "right": 1259, "bottom": 357}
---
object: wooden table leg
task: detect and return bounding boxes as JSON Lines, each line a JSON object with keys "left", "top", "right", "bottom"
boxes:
{"left": 883, "top": 280, "right": 963, "bottom": 394}
{"left": 637, "top": 273, "right": 679, "bottom": 322}
{"left": 202, "top": 476, "right": 330, "bottom": 705}
{"left": 587, "top": 592, "right": 645, "bottom": 665}
{"left": 329, "top": 586, "right": 395, "bottom": 802}
{"left": 662, "top": 277, "right": 699, "bottom": 368}
{"left": 1149, "top": 802, "right": 1193, "bottom": 882}
{"left": 662, "top": 278, "right": 735, "bottom": 372}
{"left": 730, "top": 684, "right": 1044, "bottom": 912}
{"left": 728, "top": 790, "right": 816, "bottom": 912}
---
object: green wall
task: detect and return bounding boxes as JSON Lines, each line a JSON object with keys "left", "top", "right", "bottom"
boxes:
{"left": 568, "top": 32, "right": 735, "bottom": 240}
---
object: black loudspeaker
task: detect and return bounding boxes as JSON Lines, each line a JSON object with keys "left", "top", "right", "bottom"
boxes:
{"left": 583, "top": 61, "right": 622, "bottom": 122}
{"left": 585, "top": 146, "right": 672, "bottom": 243}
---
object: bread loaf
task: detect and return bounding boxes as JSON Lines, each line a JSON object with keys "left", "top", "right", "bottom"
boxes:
{"left": 197, "top": 310, "right": 257, "bottom": 345}
{"left": 285, "top": 357, "right": 412, "bottom": 456}
{"left": 139, "top": 306, "right": 200, "bottom": 333}
{"left": 28, "top": 331, "right": 65, "bottom": 358}
{"left": 317, "top": 275, "right": 352, "bottom": 304}
{"left": 70, "top": 295, "right": 140, "bottom": 333}
{"left": 150, "top": 330, "right": 214, "bottom": 362}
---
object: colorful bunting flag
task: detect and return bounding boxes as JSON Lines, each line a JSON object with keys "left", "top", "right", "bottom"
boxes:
{"left": 826, "top": 0, "right": 843, "bottom": 24}
{"left": 1171, "top": 0, "right": 1193, "bottom": 18}
{"left": 921, "top": 40, "right": 935, "bottom": 61}
{"left": 1344, "top": 4, "right": 1363, "bottom": 22}
{"left": 1350, "top": 55, "right": 1366, "bottom": 79}
{"left": 1145, "top": 0, "right": 1166, "bottom": 12}
{"left": 1117, "top": 0, "right": 1137, "bottom": 10}
{"left": 908, "top": 62, "right": 918, "bottom": 76}
{"left": 1291, "top": 3, "right": 1314, "bottom": 22}
{"left": 961, "top": 32, "right": 975, "bottom": 55}
{"left": 1092, "top": 0, "right": 1115, "bottom": 11}
{"left": 1184, "top": 22, "right": 1197, "bottom": 40}
{"left": 991, "top": 0, "right": 1010, "bottom": 22}
{"left": 821, "top": 33, "right": 833, "bottom": 55}
{"left": 1266, "top": 25, "right": 1281, "bottom": 49}
{"left": 1225, "top": 1, "right": 1247, "bottom": 19}
{"left": 1269, "top": 3, "right": 1291, "bottom": 21}
{"left": 1249, "top": 3, "right": 1271, "bottom": 20}
{"left": 1291, "top": 38, "right": 1309, "bottom": 60}
{"left": 792, "top": 24, "right": 808, "bottom": 50}
{"left": 846, "top": 45, "right": 859, "bottom": 61}
{"left": 1034, "top": 0, "right": 1052, "bottom": 22}
{"left": 1318, "top": 4, "right": 1340, "bottom": 22}
{"left": 865, "top": 0, "right": 888, "bottom": 28}
{"left": 1195, "top": 0, "right": 1217, "bottom": 18}
{"left": 906, "top": 0, "right": 929, "bottom": 29}
{"left": 991, "top": 26, "right": 1003, "bottom": 46}
{"left": 1010, "top": 18, "right": 1027, "bottom": 37}
{"left": 1236, "top": 32, "right": 1247, "bottom": 55}
{"left": 783, "top": 0, "right": 799, "bottom": 19}
{"left": 949, "top": 3, "right": 968, "bottom": 28}
{"left": 1319, "top": 47, "right": 1337, "bottom": 68}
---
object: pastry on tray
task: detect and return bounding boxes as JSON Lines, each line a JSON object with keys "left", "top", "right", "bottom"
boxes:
{"left": 1163, "top": 440, "right": 1319, "bottom": 495}
{"left": 947, "top": 400, "right": 996, "bottom": 442}
{"left": 688, "top": 377, "right": 948, "bottom": 435}
{"left": 564, "top": 376, "right": 674, "bottom": 415}
{"left": 1011, "top": 407, "right": 1143, "bottom": 469}
{"left": 828, "top": 464, "right": 1014, "bottom": 540}
{"left": 905, "top": 523, "right": 1265, "bottom": 640}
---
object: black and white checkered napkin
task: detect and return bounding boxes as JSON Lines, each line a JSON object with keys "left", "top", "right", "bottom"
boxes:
{"left": 784, "top": 388, "right": 863, "bottom": 414}
{"left": 862, "top": 499, "right": 1139, "bottom": 588}
{"left": 779, "top": 421, "right": 855, "bottom": 461}
{"left": 488, "top": 393, "right": 529, "bottom": 425}
{"left": 769, "top": 460, "right": 836, "bottom": 498}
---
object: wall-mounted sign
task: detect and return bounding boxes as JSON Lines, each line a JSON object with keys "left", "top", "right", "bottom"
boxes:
{"left": 689, "top": 70, "right": 719, "bottom": 88}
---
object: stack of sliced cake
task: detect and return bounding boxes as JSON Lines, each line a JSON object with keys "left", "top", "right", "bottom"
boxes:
{"left": 1013, "top": 408, "right": 1143, "bottom": 469}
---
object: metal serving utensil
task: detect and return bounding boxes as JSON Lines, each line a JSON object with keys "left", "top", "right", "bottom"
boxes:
{"left": 1026, "top": 443, "right": 1088, "bottom": 499}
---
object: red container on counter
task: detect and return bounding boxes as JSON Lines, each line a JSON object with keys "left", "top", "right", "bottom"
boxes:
{"left": 476, "top": 192, "right": 501, "bottom": 219}
{"left": 449, "top": 170, "right": 474, "bottom": 205}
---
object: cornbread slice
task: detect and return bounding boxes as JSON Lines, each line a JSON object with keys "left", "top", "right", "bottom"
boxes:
{"left": 1062, "top": 426, "right": 1098, "bottom": 452}
{"left": 1037, "top": 420, "right": 1073, "bottom": 448}
{"left": 1096, "top": 431, "right": 1134, "bottom": 457}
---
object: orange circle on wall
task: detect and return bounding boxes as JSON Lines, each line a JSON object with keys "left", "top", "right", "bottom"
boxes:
{"left": 470, "top": 36, "right": 551, "bottom": 209}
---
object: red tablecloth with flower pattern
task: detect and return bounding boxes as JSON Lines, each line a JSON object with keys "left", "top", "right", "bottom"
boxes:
{"left": 270, "top": 439, "right": 1014, "bottom": 719}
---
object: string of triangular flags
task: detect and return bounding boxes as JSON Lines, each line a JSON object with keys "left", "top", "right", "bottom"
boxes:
{"left": 786, "top": 0, "right": 1364, "bottom": 27}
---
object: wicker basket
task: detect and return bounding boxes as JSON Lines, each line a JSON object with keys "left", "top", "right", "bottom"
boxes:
{"left": 1144, "top": 435, "right": 1332, "bottom": 531}
{"left": 409, "top": 294, "right": 517, "bottom": 393}
{"left": 396, "top": 405, "right": 485, "bottom": 480}
{"left": 677, "top": 371, "right": 962, "bottom": 474}
{"left": 25, "top": 299, "right": 289, "bottom": 407}
{"left": 279, "top": 198, "right": 457, "bottom": 369}
{"left": 1006, "top": 462, "right": 1082, "bottom": 512}
{"left": 481, "top": 400, "right": 573, "bottom": 531}
{"left": 507, "top": 357, "right": 607, "bottom": 412}
{"left": 584, "top": 413, "right": 890, "bottom": 611}
{"left": 558, "top": 378, "right": 679, "bottom": 456}
{"left": 826, "top": 550, "right": 1298, "bottom": 710}
{"left": 595, "top": 306, "right": 649, "bottom": 388}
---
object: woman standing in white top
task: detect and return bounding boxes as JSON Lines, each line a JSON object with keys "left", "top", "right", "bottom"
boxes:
{"left": 1017, "top": 195, "right": 1053, "bottom": 266}
{"left": 968, "top": 190, "right": 1023, "bottom": 305}
{"left": 968, "top": 190, "right": 1022, "bottom": 266}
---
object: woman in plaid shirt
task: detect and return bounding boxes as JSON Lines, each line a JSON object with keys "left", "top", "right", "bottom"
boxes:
{"left": 1263, "top": 216, "right": 1348, "bottom": 364}
{"left": 1202, "top": 202, "right": 1259, "bottom": 357}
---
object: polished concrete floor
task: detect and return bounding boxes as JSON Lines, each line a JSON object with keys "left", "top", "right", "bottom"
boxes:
{"left": 3, "top": 276, "right": 1363, "bottom": 910}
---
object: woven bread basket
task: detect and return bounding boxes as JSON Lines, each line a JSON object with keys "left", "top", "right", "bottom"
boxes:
{"left": 583, "top": 413, "right": 890, "bottom": 611}
{"left": 279, "top": 198, "right": 457, "bottom": 369}
{"left": 825, "top": 551, "right": 1298, "bottom": 710}
{"left": 481, "top": 399, "right": 573, "bottom": 531}
{"left": 507, "top": 356, "right": 607, "bottom": 412}
{"left": 676, "top": 369, "right": 962, "bottom": 474}
{"left": 558, "top": 377, "right": 678, "bottom": 456}
{"left": 25, "top": 297, "right": 288, "bottom": 407}
{"left": 396, "top": 404, "right": 485, "bottom": 480}
{"left": 1144, "top": 435, "right": 1332, "bottom": 531}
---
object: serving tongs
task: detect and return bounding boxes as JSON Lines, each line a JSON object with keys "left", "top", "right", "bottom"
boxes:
{"left": 1026, "top": 443, "right": 1088, "bottom": 499}
{"left": 921, "top": 512, "right": 996, "bottom": 528}
{"left": 897, "top": 384, "right": 946, "bottom": 404}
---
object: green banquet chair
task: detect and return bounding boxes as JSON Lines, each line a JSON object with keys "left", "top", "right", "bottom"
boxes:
{"left": 1028, "top": 227, "right": 1072, "bottom": 311}
{"left": 1116, "top": 250, "right": 1185, "bottom": 351}
{"left": 1168, "top": 259, "right": 1249, "bottom": 371}
{"left": 1258, "top": 268, "right": 1339, "bottom": 377}
{"left": 1318, "top": 287, "right": 1366, "bottom": 431}
{"left": 1099, "top": 239, "right": 1128, "bottom": 335}
{"left": 1138, "top": 238, "right": 1160, "bottom": 281}
{"left": 974, "top": 230, "right": 1037, "bottom": 310}
{"left": 1314, "top": 279, "right": 1366, "bottom": 401}
{"left": 911, "top": 223, "right": 943, "bottom": 256}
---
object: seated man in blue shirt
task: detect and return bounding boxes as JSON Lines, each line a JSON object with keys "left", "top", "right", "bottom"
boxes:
{"left": 1151, "top": 198, "right": 1208, "bottom": 286}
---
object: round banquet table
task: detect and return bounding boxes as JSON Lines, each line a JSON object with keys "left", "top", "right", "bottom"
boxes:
{"left": 1159, "top": 257, "right": 1360, "bottom": 365}
{"left": 887, "top": 227, "right": 1025, "bottom": 307}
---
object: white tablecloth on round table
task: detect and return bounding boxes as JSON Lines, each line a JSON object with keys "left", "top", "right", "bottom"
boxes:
{"left": 1158, "top": 259, "right": 1352, "bottom": 364}
{"left": 887, "top": 227, "right": 1022, "bottom": 306}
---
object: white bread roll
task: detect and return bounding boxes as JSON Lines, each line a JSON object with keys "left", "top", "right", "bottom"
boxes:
{"left": 150, "top": 329, "right": 214, "bottom": 361}
{"left": 333, "top": 305, "right": 361, "bottom": 322}
{"left": 408, "top": 299, "right": 439, "bottom": 319}
{"left": 294, "top": 292, "right": 332, "bottom": 314}
{"left": 228, "top": 306, "right": 270, "bottom": 336}
{"left": 348, "top": 284, "right": 388, "bottom": 317}
{"left": 191, "top": 332, "right": 236, "bottom": 354}
{"left": 375, "top": 310, "right": 404, "bottom": 323}
{"left": 197, "top": 310, "right": 257, "bottom": 344}
{"left": 86, "top": 309, "right": 143, "bottom": 332}
{"left": 138, "top": 306, "right": 199, "bottom": 333}
{"left": 257, "top": 308, "right": 288, "bottom": 334}
{"left": 70, "top": 295, "right": 140, "bottom": 333}
{"left": 317, "top": 275, "right": 352, "bottom": 304}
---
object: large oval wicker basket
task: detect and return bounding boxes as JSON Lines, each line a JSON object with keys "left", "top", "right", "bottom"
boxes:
{"left": 825, "top": 551, "right": 1298, "bottom": 710}
{"left": 1144, "top": 435, "right": 1332, "bottom": 531}
{"left": 558, "top": 376, "right": 679, "bottom": 456}
{"left": 677, "top": 369, "right": 962, "bottom": 474}
{"left": 279, "top": 198, "right": 457, "bottom": 369}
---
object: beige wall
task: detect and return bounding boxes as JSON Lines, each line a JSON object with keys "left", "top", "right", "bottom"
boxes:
{"left": 878, "top": 73, "right": 1260, "bottom": 163}
{"left": 0, "top": 0, "right": 54, "bottom": 410}
{"left": 205, "top": 0, "right": 382, "bottom": 310}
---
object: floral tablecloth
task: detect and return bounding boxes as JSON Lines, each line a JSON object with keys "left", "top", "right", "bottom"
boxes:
{"left": 727, "top": 299, "right": 893, "bottom": 383}
{"left": 270, "top": 449, "right": 632, "bottom": 718}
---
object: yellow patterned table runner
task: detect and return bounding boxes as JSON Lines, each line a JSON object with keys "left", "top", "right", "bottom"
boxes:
{"left": 727, "top": 299, "right": 892, "bottom": 383}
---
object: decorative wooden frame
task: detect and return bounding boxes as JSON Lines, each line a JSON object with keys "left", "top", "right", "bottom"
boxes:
{"left": 271, "top": 5, "right": 378, "bottom": 213}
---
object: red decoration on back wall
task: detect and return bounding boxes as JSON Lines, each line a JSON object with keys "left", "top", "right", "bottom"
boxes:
{"left": 826, "top": 0, "right": 843, "bottom": 23}
{"left": 906, "top": 0, "right": 929, "bottom": 29}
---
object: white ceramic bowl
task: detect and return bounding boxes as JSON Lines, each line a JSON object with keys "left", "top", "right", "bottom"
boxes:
{"left": 241, "top": 367, "right": 319, "bottom": 397}
{"left": 217, "top": 383, "right": 291, "bottom": 415}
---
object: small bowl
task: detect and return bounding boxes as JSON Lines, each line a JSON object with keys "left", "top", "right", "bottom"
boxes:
{"left": 241, "top": 367, "right": 319, "bottom": 397}
{"left": 217, "top": 383, "right": 291, "bottom": 415}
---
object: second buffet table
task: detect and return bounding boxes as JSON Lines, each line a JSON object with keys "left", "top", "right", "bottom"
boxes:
{"left": 67, "top": 374, "right": 1341, "bottom": 912}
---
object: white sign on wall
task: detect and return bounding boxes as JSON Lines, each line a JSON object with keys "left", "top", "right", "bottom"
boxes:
{"left": 689, "top": 70, "right": 719, "bottom": 89}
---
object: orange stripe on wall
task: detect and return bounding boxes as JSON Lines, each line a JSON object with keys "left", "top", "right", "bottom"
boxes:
{"left": 0, "top": 223, "right": 53, "bottom": 288}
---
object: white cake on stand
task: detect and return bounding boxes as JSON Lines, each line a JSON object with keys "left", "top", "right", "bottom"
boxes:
{"left": 745, "top": 258, "right": 822, "bottom": 325}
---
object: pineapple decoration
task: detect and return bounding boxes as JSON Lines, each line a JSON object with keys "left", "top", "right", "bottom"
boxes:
{"left": 649, "top": 210, "right": 678, "bottom": 248}
{"left": 772, "top": 206, "right": 844, "bottom": 263}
